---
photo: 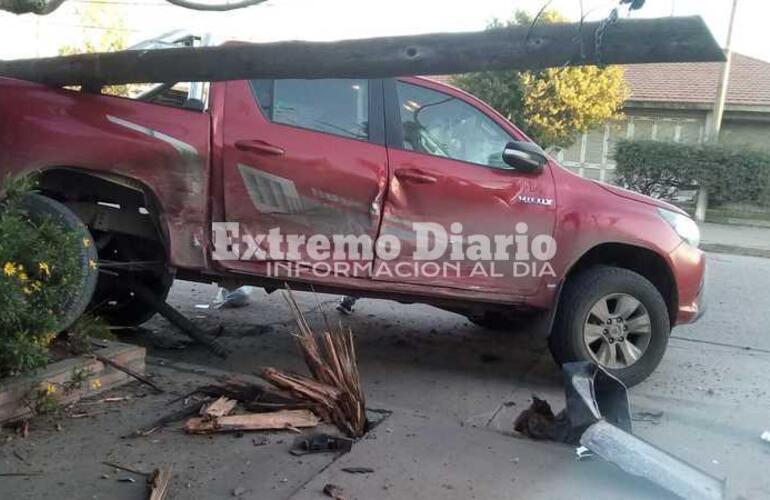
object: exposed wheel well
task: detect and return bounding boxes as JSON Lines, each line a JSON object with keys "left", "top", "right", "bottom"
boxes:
{"left": 565, "top": 243, "right": 677, "bottom": 326}
{"left": 37, "top": 168, "right": 174, "bottom": 326}
{"left": 36, "top": 168, "right": 167, "bottom": 255}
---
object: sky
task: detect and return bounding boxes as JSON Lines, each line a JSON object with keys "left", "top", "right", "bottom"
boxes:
{"left": 0, "top": 0, "right": 767, "bottom": 61}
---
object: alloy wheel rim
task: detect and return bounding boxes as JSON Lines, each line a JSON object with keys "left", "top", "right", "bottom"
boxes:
{"left": 583, "top": 293, "right": 652, "bottom": 369}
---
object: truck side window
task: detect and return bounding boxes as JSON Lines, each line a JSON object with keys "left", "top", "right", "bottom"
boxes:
{"left": 395, "top": 81, "right": 512, "bottom": 169}
{"left": 250, "top": 79, "right": 369, "bottom": 141}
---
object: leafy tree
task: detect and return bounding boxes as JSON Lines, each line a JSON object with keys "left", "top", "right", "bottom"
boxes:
{"left": 453, "top": 10, "right": 628, "bottom": 149}
{"left": 58, "top": 3, "right": 129, "bottom": 96}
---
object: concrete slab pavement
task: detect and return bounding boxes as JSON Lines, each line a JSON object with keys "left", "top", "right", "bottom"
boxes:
{"left": 291, "top": 409, "right": 670, "bottom": 500}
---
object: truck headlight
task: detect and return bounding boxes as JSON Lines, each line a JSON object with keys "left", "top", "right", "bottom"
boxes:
{"left": 657, "top": 208, "right": 700, "bottom": 248}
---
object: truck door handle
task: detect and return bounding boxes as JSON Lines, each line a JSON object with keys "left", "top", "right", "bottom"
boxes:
{"left": 394, "top": 168, "right": 437, "bottom": 184}
{"left": 234, "top": 139, "right": 285, "bottom": 156}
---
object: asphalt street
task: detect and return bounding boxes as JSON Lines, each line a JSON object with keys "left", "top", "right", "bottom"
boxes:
{"left": 2, "top": 252, "right": 768, "bottom": 499}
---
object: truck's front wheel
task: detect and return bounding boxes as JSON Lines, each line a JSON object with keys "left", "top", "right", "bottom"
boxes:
{"left": 21, "top": 194, "right": 99, "bottom": 332}
{"left": 549, "top": 265, "right": 670, "bottom": 387}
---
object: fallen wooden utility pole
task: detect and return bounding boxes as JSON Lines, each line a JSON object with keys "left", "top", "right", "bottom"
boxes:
{"left": 0, "top": 16, "right": 723, "bottom": 88}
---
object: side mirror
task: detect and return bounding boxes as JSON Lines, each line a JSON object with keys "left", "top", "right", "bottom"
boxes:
{"left": 502, "top": 141, "right": 547, "bottom": 173}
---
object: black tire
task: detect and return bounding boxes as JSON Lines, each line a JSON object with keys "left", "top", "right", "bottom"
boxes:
{"left": 20, "top": 194, "right": 99, "bottom": 332}
{"left": 91, "top": 235, "right": 173, "bottom": 327}
{"left": 549, "top": 265, "right": 670, "bottom": 387}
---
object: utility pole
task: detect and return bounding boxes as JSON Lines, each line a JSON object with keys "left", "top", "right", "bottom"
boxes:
{"left": 695, "top": 0, "right": 739, "bottom": 222}
{"left": 0, "top": 17, "right": 724, "bottom": 87}
{"left": 711, "top": 0, "right": 738, "bottom": 140}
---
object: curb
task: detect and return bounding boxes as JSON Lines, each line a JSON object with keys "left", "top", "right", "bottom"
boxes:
{"left": 0, "top": 341, "right": 145, "bottom": 424}
{"left": 700, "top": 243, "right": 770, "bottom": 260}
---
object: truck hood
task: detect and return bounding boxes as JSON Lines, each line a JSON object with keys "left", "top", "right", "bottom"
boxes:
{"left": 593, "top": 182, "right": 688, "bottom": 216}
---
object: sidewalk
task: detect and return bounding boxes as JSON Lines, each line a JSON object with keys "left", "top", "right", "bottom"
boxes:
{"left": 699, "top": 222, "right": 770, "bottom": 258}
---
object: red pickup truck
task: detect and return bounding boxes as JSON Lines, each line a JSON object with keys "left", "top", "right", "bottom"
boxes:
{"left": 0, "top": 74, "right": 706, "bottom": 386}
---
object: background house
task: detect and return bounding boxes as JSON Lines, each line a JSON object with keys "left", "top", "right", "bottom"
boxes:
{"left": 557, "top": 53, "right": 770, "bottom": 183}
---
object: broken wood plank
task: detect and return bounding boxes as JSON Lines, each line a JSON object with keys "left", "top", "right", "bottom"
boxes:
{"left": 184, "top": 409, "right": 319, "bottom": 434}
{"left": 0, "top": 17, "right": 723, "bottom": 87}
{"left": 260, "top": 368, "right": 342, "bottom": 403}
{"left": 148, "top": 465, "right": 173, "bottom": 500}
{"left": 200, "top": 397, "right": 237, "bottom": 418}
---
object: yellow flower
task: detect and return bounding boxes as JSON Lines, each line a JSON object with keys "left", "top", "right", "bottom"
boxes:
{"left": 3, "top": 262, "right": 18, "bottom": 277}
{"left": 18, "top": 271, "right": 29, "bottom": 283}
{"left": 83, "top": 237, "right": 91, "bottom": 248}
{"left": 39, "top": 262, "right": 51, "bottom": 278}
{"left": 41, "top": 331, "right": 57, "bottom": 346}
{"left": 90, "top": 379, "right": 102, "bottom": 390}
{"left": 89, "top": 260, "right": 98, "bottom": 270}
{"left": 45, "top": 383, "right": 57, "bottom": 395}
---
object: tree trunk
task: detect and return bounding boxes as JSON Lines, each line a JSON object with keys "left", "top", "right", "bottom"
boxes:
{"left": 0, "top": 16, "right": 723, "bottom": 87}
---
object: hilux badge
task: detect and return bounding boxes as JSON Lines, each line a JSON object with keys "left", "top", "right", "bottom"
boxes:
{"left": 518, "top": 195, "right": 554, "bottom": 206}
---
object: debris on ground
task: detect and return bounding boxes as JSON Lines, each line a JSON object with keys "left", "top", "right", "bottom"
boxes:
{"left": 322, "top": 483, "right": 347, "bottom": 500}
{"left": 513, "top": 396, "right": 575, "bottom": 443}
{"left": 632, "top": 410, "right": 664, "bottom": 425}
{"left": 128, "top": 401, "right": 207, "bottom": 438}
{"left": 130, "top": 281, "right": 228, "bottom": 358}
{"left": 103, "top": 461, "right": 149, "bottom": 477}
{"left": 184, "top": 409, "right": 320, "bottom": 434}
{"left": 515, "top": 362, "right": 725, "bottom": 500}
{"left": 260, "top": 291, "right": 367, "bottom": 438}
{"left": 92, "top": 349, "right": 163, "bottom": 394}
{"left": 341, "top": 466, "right": 374, "bottom": 474}
{"left": 200, "top": 397, "right": 238, "bottom": 418}
{"left": 290, "top": 433, "right": 354, "bottom": 456}
{"left": 178, "top": 379, "right": 311, "bottom": 413}
{"left": 148, "top": 465, "right": 173, "bottom": 500}
{"left": 214, "top": 287, "right": 253, "bottom": 309}
{"left": 575, "top": 446, "right": 595, "bottom": 461}
{"left": 581, "top": 420, "right": 724, "bottom": 500}
{"left": 336, "top": 296, "right": 357, "bottom": 315}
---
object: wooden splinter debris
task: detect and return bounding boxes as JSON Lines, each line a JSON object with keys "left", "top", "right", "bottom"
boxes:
{"left": 148, "top": 465, "right": 173, "bottom": 500}
{"left": 260, "top": 291, "right": 367, "bottom": 438}
{"left": 200, "top": 396, "right": 237, "bottom": 418}
{"left": 184, "top": 409, "right": 320, "bottom": 434}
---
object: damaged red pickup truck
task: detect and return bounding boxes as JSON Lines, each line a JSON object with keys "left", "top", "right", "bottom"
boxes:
{"left": 0, "top": 74, "right": 705, "bottom": 386}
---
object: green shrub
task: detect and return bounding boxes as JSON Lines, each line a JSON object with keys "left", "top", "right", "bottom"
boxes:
{"left": 613, "top": 140, "right": 770, "bottom": 206}
{"left": 0, "top": 176, "right": 84, "bottom": 377}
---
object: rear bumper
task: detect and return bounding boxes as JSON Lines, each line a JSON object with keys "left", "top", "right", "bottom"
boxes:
{"left": 669, "top": 242, "right": 707, "bottom": 325}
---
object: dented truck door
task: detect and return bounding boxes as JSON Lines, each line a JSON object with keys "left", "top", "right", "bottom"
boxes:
{"left": 219, "top": 79, "right": 388, "bottom": 277}
{"left": 375, "top": 78, "right": 557, "bottom": 296}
